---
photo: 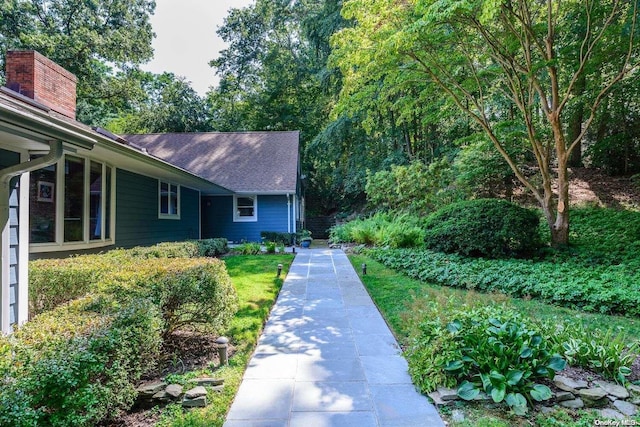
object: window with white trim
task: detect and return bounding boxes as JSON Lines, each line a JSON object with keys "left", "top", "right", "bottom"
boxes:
{"left": 159, "top": 181, "right": 180, "bottom": 219}
{"left": 29, "top": 154, "right": 113, "bottom": 250}
{"left": 234, "top": 195, "right": 257, "bottom": 222}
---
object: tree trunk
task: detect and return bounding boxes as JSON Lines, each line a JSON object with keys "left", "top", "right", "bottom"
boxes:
{"left": 551, "top": 151, "right": 571, "bottom": 246}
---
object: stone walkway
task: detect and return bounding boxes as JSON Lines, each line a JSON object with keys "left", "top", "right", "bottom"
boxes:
{"left": 224, "top": 248, "right": 445, "bottom": 427}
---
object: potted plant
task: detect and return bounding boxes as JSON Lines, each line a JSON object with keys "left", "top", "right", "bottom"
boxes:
{"left": 298, "top": 230, "right": 312, "bottom": 248}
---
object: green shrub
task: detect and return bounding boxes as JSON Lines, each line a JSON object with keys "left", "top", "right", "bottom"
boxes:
{"left": 260, "top": 231, "right": 294, "bottom": 245}
{"left": 101, "top": 258, "right": 238, "bottom": 337}
{"left": 423, "top": 199, "right": 542, "bottom": 258}
{"left": 546, "top": 324, "right": 640, "bottom": 383}
{"left": 196, "top": 238, "right": 229, "bottom": 256}
{"left": 16, "top": 244, "right": 240, "bottom": 426}
{"left": 365, "top": 159, "right": 463, "bottom": 215}
{"left": 234, "top": 242, "right": 262, "bottom": 255}
{"left": 329, "top": 212, "right": 425, "bottom": 248}
{"left": 329, "top": 221, "right": 353, "bottom": 243}
{"left": 406, "top": 303, "right": 564, "bottom": 415}
{"left": 126, "top": 241, "right": 201, "bottom": 259}
{"left": 265, "top": 241, "right": 277, "bottom": 254}
{"left": 29, "top": 240, "right": 231, "bottom": 316}
{"left": 0, "top": 295, "right": 163, "bottom": 427}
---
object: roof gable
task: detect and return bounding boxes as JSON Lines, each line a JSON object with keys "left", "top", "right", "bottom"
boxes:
{"left": 124, "top": 131, "right": 300, "bottom": 193}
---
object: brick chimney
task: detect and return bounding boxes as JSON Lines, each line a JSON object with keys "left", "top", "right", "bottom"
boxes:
{"left": 5, "top": 50, "right": 77, "bottom": 119}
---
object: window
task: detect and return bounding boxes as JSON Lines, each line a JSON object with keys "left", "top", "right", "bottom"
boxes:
{"left": 159, "top": 181, "right": 180, "bottom": 218}
{"left": 234, "top": 195, "right": 257, "bottom": 222}
{"left": 29, "top": 155, "right": 113, "bottom": 250}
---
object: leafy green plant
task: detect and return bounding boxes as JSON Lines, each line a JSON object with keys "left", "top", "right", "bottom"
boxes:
{"left": 260, "top": 231, "right": 294, "bottom": 245}
{"left": 366, "top": 247, "right": 640, "bottom": 318}
{"left": 549, "top": 326, "right": 640, "bottom": 383}
{"left": 196, "top": 238, "right": 229, "bottom": 256}
{"left": 444, "top": 309, "right": 565, "bottom": 415}
{"left": 234, "top": 242, "right": 262, "bottom": 255}
{"left": 329, "top": 212, "right": 425, "bottom": 248}
{"left": 405, "top": 302, "right": 564, "bottom": 415}
{"left": 0, "top": 296, "right": 163, "bottom": 427}
{"left": 423, "top": 199, "right": 542, "bottom": 258}
{"left": 365, "top": 159, "right": 463, "bottom": 215}
{"left": 265, "top": 241, "right": 277, "bottom": 254}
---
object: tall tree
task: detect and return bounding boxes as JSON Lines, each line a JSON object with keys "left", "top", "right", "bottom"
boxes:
{"left": 0, "top": 0, "right": 156, "bottom": 124}
{"left": 333, "top": 0, "right": 639, "bottom": 245}
{"left": 208, "top": 0, "right": 352, "bottom": 211}
{"left": 108, "top": 72, "right": 209, "bottom": 134}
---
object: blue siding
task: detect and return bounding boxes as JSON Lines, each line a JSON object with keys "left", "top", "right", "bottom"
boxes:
{"left": 115, "top": 169, "right": 199, "bottom": 248}
{"left": 202, "top": 195, "right": 290, "bottom": 242}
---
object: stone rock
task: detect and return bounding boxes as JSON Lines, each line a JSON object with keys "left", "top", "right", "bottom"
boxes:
{"left": 437, "top": 387, "right": 459, "bottom": 401}
{"left": 555, "top": 391, "right": 575, "bottom": 402}
{"left": 165, "top": 384, "right": 183, "bottom": 398}
{"left": 185, "top": 386, "right": 207, "bottom": 399}
{"left": 628, "top": 384, "right": 640, "bottom": 404}
{"left": 474, "top": 392, "right": 492, "bottom": 402}
{"left": 194, "top": 377, "right": 224, "bottom": 387}
{"left": 540, "top": 406, "right": 557, "bottom": 415}
{"left": 582, "top": 397, "right": 609, "bottom": 408}
{"left": 136, "top": 381, "right": 167, "bottom": 397}
{"left": 560, "top": 398, "right": 584, "bottom": 409}
{"left": 152, "top": 390, "right": 172, "bottom": 402}
{"left": 450, "top": 409, "right": 465, "bottom": 423}
{"left": 182, "top": 396, "right": 207, "bottom": 408}
{"left": 596, "top": 408, "right": 625, "bottom": 420}
{"left": 428, "top": 391, "right": 453, "bottom": 407}
{"left": 209, "top": 385, "right": 224, "bottom": 393}
{"left": 613, "top": 399, "right": 638, "bottom": 416}
{"left": 554, "top": 375, "right": 588, "bottom": 392}
{"left": 577, "top": 388, "right": 608, "bottom": 401}
{"left": 594, "top": 380, "right": 630, "bottom": 399}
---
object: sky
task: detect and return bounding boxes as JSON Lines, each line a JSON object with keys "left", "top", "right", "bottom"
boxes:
{"left": 142, "top": 0, "right": 254, "bottom": 96}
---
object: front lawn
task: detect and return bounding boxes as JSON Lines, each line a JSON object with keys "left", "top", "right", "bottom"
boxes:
{"left": 156, "top": 254, "right": 294, "bottom": 427}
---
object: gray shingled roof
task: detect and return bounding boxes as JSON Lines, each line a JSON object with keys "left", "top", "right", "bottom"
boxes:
{"left": 123, "top": 131, "right": 300, "bottom": 193}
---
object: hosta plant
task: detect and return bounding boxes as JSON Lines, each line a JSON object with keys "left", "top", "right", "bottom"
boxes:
{"left": 443, "top": 308, "right": 566, "bottom": 415}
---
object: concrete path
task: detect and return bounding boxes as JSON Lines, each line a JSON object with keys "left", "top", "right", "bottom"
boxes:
{"left": 224, "top": 249, "right": 445, "bottom": 427}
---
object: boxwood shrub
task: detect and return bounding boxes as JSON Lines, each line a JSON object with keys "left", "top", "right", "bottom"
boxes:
{"left": 103, "top": 258, "right": 239, "bottom": 336}
{"left": 0, "top": 295, "right": 163, "bottom": 427}
{"left": 260, "top": 231, "right": 294, "bottom": 245}
{"left": 29, "top": 239, "right": 231, "bottom": 317}
{"left": 8, "top": 242, "right": 240, "bottom": 426}
{"left": 423, "top": 199, "right": 542, "bottom": 258}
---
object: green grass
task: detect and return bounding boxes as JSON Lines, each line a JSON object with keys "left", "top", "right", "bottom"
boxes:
{"left": 157, "top": 254, "right": 294, "bottom": 427}
{"left": 349, "top": 254, "right": 640, "bottom": 426}
{"left": 350, "top": 254, "right": 640, "bottom": 343}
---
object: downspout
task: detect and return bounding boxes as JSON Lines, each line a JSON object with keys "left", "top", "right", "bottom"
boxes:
{"left": 286, "top": 193, "right": 291, "bottom": 234}
{"left": 1, "top": 140, "right": 63, "bottom": 332}
{"left": 293, "top": 193, "right": 297, "bottom": 234}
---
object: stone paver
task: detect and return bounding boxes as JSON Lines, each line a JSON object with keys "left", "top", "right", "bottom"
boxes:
{"left": 224, "top": 249, "right": 444, "bottom": 427}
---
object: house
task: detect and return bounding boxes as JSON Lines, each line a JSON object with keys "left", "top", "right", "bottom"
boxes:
{"left": 124, "top": 131, "right": 304, "bottom": 243}
{"left": 0, "top": 50, "right": 303, "bottom": 333}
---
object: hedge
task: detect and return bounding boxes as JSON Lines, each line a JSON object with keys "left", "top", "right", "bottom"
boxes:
{"left": 0, "top": 295, "right": 163, "bottom": 426}
{"left": 29, "top": 239, "right": 230, "bottom": 317}
{"left": 260, "top": 231, "right": 294, "bottom": 245}
{"left": 102, "top": 258, "right": 238, "bottom": 336}
{"left": 4, "top": 240, "right": 239, "bottom": 426}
